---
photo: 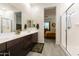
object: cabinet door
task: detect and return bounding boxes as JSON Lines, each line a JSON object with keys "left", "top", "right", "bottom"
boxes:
{"left": 0, "top": 43, "right": 6, "bottom": 52}
{"left": 7, "top": 38, "right": 19, "bottom": 49}
{"left": 7, "top": 38, "right": 24, "bottom": 56}
{"left": 6, "top": 33, "right": 38, "bottom": 56}
{"left": 23, "top": 35, "right": 32, "bottom": 49}
{"left": 32, "top": 33, "right": 38, "bottom": 43}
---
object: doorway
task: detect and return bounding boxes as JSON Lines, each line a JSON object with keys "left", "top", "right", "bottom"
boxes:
{"left": 44, "top": 7, "right": 56, "bottom": 42}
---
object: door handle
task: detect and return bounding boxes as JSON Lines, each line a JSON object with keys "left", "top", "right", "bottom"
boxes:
{"left": 67, "top": 14, "right": 72, "bottom": 29}
{"left": 67, "top": 27, "right": 71, "bottom": 29}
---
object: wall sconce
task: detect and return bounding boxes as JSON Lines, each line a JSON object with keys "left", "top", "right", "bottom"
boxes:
{"left": 52, "top": 23, "right": 56, "bottom": 28}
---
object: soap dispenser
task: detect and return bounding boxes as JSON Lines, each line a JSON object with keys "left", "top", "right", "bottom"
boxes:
{"left": 24, "top": 24, "right": 27, "bottom": 29}
{"left": 36, "top": 24, "right": 39, "bottom": 29}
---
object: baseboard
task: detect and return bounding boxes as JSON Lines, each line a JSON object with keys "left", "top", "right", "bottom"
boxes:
{"left": 59, "top": 44, "right": 71, "bottom": 56}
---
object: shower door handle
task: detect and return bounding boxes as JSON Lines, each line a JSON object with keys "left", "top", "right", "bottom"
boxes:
{"left": 67, "top": 26, "right": 71, "bottom": 29}
{"left": 67, "top": 14, "right": 72, "bottom": 30}
{"left": 65, "top": 29, "right": 67, "bottom": 32}
{"left": 67, "top": 11, "right": 75, "bottom": 29}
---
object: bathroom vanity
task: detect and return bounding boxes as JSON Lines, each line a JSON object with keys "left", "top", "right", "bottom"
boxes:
{"left": 0, "top": 29, "right": 38, "bottom": 56}
{"left": 0, "top": 9, "right": 38, "bottom": 56}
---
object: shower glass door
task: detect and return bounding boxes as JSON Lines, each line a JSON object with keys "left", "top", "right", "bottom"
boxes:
{"left": 67, "top": 4, "right": 79, "bottom": 56}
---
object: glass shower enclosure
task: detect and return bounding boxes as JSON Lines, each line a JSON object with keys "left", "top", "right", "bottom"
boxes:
{"left": 61, "top": 3, "right": 79, "bottom": 56}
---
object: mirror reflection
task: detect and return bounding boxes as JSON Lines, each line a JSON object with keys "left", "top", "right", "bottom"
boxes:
{"left": 15, "top": 12, "right": 22, "bottom": 31}
{"left": 0, "top": 9, "right": 22, "bottom": 33}
{"left": 0, "top": 10, "right": 15, "bottom": 33}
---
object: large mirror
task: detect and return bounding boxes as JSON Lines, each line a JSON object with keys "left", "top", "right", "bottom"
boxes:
{"left": 0, "top": 10, "right": 15, "bottom": 33}
{"left": 0, "top": 10, "right": 22, "bottom": 33}
{"left": 15, "top": 12, "right": 22, "bottom": 31}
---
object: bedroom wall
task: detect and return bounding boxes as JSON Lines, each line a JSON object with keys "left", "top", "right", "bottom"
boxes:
{"left": 44, "top": 7, "right": 56, "bottom": 32}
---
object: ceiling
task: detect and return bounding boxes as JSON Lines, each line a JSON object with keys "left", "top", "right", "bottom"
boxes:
{"left": 10, "top": 3, "right": 58, "bottom": 9}
{"left": 31, "top": 3, "right": 58, "bottom": 8}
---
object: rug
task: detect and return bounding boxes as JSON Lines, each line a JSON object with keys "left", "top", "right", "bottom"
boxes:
{"left": 31, "top": 43, "right": 44, "bottom": 53}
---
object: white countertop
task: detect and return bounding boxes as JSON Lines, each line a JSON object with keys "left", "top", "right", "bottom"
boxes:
{"left": 0, "top": 28, "right": 38, "bottom": 44}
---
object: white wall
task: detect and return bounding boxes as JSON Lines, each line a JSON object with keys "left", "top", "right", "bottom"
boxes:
{"left": 31, "top": 6, "right": 44, "bottom": 43}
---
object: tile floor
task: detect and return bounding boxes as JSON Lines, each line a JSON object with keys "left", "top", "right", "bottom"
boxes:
{"left": 27, "top": 39, "right": 66, "bottom": 56}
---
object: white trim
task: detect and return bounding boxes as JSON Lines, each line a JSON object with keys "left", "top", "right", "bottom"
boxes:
{"left": 59, "top": 44, "right": 71, "bottom": 56}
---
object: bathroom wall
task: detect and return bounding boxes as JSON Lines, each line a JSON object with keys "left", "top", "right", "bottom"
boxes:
{"left": 31, "top": 5, "right": 44, "bottom": 43}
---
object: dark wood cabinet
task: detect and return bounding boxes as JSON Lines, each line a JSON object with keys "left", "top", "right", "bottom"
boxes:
{"left": 0, "top": 43, "right": 6, "bottom": 53}
{"left": 0, "top": 32, "right": 38, "bottom": 56}
{"left": 7, "top": 37, "right": 24, "bottom": 56}
{"left": 32, "top": 33, "right": 38, "bottom": 43}
{"left": 0, "top": 43, "right": 9, "bottom": 56}
{"left": 23, "top": 35, "right": 32, "bottom": 49}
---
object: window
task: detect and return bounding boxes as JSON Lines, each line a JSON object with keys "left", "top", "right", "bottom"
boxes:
{"left": 44, "top": 21, "right": 50, "bottom": 30}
